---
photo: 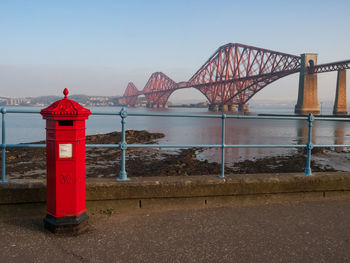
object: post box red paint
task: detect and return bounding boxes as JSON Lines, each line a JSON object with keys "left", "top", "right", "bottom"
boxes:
{"left": 40, "top": 89, "right": 91, "bottom": 234}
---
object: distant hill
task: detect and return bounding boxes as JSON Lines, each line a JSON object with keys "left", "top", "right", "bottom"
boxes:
{"left": 2, "top": 94, "right": 122, "bottom": 107}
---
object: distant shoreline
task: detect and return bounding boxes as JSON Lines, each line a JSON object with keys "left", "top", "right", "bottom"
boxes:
{"left": 1, "top": 104, "right": 209, "bottom": 109}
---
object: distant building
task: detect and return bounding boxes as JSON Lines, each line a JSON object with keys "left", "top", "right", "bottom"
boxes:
{"left": 118, "top": 98, "right": 126, "bottom": 105}
{"left": 0, "top": 97, "right": 30, "bottom": 106}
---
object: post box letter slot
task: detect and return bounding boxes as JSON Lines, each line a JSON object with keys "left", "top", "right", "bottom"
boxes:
{"left": 59, "top": 120, "right": 73, "bottom": 126}
{"left": 59, "top": 144, "right": 73, "bottom": 158}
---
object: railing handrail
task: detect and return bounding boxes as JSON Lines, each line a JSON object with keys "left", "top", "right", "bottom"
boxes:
{"left": 1, "top": 106, "right": 349, "bottom": 183}
{"left": 5, "top": 107, "right": 350, "bottom": 121}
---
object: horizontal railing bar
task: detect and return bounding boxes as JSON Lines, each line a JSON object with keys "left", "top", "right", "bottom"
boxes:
{"left": 3, "top": 109, "right": 41, "bottom": 114}
{"left": 226, "top": 115, "right": 307, "bottom": 120}
{"left": 1, "top": 144, "right": 46, "bottom": 148}
{"left": 90, "top": 112, "right": 121, "bottom": 116}
{"left": 1, "top": 144, "right": 121, "bottom": 148}
{"left": 314, "top": 144, "right": 350, "bottom": 147}
{"left": 314, "top": 117, "right": 350, "bottom": 121}
{"left": 127, "top": 112, "right": 221, "bottom": 118}
{"left": 127, "top": 144, "right": 221, "bottom": 148}
{"left": 1, "top": 109, "right": 122, "bottom": 116}
{"left": 226, "top": 144, "right": 306, "bottom": 148}
{"left": 0, "top": 143, "right": 308, "bottom": 149}
{"left": 126, "top": 144, "right": 306, "bottom": 148}
{"left": 86, "top": 144, "right": 120, "bottom": 148}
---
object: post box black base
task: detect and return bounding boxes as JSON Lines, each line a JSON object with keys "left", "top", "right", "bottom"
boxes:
{"left": 44, "top": 212, "right": 89, "bottom": 235}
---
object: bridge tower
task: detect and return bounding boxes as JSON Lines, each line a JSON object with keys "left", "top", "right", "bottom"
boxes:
{"left": 295, "top": 54, "right": 320, "bottom": 115}
{"left": 333, "top": 69, "right": 347, "bottom": 115}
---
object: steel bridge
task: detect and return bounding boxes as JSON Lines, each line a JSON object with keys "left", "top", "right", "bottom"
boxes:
{"left": 122, "top": 43, "right": 350, "bottom": 111}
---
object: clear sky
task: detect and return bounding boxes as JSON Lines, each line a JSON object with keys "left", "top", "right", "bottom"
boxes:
{"left": 0, "top": 0, "right": 349, "bottom": 103}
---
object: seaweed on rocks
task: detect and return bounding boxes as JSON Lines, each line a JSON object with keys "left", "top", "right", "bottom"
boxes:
{"left": 1, "top": 130, "right": 340, "bottom": 179}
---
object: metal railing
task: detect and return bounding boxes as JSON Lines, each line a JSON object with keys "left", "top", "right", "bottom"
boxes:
{"left": 1, "top": 107, "right": 350, "bottom": 183}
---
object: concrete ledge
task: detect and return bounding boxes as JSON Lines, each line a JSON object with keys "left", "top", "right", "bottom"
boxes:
{"left": 2, "top": 172, "right": 350, "bottom": 208}
{"left": 0, "top": 179, "right": 46, "bottom": 204}
{"left": 85, "top": 172, "right": 350, "bottom": 200}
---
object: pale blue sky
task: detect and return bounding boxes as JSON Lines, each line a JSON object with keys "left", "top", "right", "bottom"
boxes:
{"left": 0, "top": 0, "right": 349, "bottom": 102}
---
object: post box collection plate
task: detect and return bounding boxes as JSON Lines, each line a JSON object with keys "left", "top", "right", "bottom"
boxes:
{"left": 59, "top": 143, "right": 73, "bottom": 158}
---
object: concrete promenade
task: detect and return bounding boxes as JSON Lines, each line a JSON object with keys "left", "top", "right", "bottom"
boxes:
{"left": 1, "top": 199, "right": 350, "bottom": 262}
{"left": 2, "top": 172, "right": 350, "bottom": 262}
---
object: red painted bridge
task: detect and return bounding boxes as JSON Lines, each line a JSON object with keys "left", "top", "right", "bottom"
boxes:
{"left": 122, "top": 43, "right": 350, "bottom": 110}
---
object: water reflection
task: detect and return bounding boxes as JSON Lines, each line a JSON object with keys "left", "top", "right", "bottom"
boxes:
{"left": 296, "top": 120, "right": 317, "bottom": 145}
{"left": 295, "top": 119, "right": 350, "bottom": 153}
{"left": 334, "top": 121, "right": 345, "bottom": 152}
{"left": 200, "top": 118, "right": 302, "bottom": 165}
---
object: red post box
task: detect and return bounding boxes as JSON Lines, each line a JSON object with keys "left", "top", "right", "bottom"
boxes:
{"left": 40, "top": 88, "right": 91, "bottom": 234}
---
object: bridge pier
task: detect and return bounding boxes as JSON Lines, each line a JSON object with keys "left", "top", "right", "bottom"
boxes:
{"left": 238, "top": 104, "right": 249, "bottom": 112}
{"left": 210, "top": 104, "right": 239, "bottom": 112}
{"left": 295, "top": 54, "right": 320, "bottom": 115}
{"left": 208, "top": 104, "right": 219, "bottom": 111}
{"left": 333, "top": 69, "right": 347, "bottom": 115}
{"left": 219, "top": 104, "right": 229, "bottom": 112}
{"left": 228, "top": 105, "right": 237, "bottom": 112}
{"left": 147, "top": 103, "right": 168, "bottom": 108}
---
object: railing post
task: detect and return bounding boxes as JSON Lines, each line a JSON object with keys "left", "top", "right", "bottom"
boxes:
{"left": 117, "top": 107, "right": 130, "bottom": 181}
{"left": 1, "top": 108, "right": 7, "bottom": 183}
{"left": 304, "top": 113, "right": 314, "bottom": 176}
{"left": 219, "top": 113, "right": 226, "bottom": 178}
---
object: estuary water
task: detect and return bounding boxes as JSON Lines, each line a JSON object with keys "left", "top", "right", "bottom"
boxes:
{"left": 2, "top": 105, "right": 350, "bottom": 163}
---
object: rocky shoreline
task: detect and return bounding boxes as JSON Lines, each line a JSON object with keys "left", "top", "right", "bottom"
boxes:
{"left": 2, "top": 130, "right": 342, "bottom": 179}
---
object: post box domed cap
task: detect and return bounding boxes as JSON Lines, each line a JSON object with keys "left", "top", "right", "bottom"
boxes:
{"left": 40, "top": 89, "right": 91, "bottom": 119}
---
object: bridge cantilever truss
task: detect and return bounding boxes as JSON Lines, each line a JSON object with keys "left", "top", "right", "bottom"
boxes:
{"left": 122, "top": 43, "right": 349, "bottom": 107}
{"left": 123, "top": 82, "right": 140, "bottom": 105}
{"left": 310, "top": 59, "right": 350, "bottom": 73}
{"left": 188, "top": 43, "right": 301, "bottom": 105}
{"left": 143, "top": 72, "right": 177, "bottom": 105}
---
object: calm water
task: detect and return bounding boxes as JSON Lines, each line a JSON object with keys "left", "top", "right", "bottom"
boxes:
{"left": 2, "top": 105, "right": 350, "bottom": 164}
